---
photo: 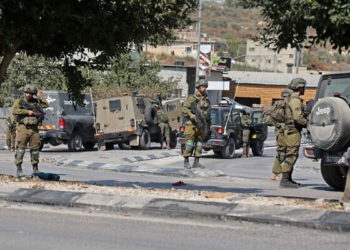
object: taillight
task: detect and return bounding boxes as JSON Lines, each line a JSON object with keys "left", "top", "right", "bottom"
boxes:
{"left": 130, "top": 119, "right": 135, "bottom": 128}
{"left": 179, "top": 126, "right": 185, "bottom": 133}
{"left": 217, "top": 127, "right": 224, "bottom": 134}
{"left": 59, "top": 118, "right": 66, "bottom": 129}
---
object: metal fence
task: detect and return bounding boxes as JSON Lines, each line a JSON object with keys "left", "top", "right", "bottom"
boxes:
{"left": 0, "top": 108, "right": 11, "bottom": 139}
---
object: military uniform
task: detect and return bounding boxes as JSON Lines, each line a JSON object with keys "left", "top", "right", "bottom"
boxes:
{"left": 156, "top": 107, "right": 171, "bottom": 149}
{"left": 5, "top": 115, "right": 16, "bottom": 151}
{"left": 182, "top": 79, "right": 211, "bottom": 168}
{"left": 241, "top": 113, "right": 251, "bottom": 158}
{"left": 276, "top": 78, "right": 307, "bottom": 188}
{"left": 12, "top": 84, "right": 48, "bottom": 178}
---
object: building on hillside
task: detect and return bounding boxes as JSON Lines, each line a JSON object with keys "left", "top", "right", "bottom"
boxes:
{"left": 224, "top": 71, "right": 320, "bottom": 108}
{"left": 145, "top": 29, "right": 216, "bottom": 59}
{"left": 245, "top": 39, "right": 303, "bottom": 73}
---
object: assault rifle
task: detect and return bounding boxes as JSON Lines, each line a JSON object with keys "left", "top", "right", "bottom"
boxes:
{"left": 19, "top": 99, "right": 45, "bottom": 124}
{"left": 190, "top": 100, "right": 210, "bottom": 137}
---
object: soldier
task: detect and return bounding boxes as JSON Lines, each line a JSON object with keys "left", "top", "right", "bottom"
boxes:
{"left": 5, "top": 115, "right": 16, "bottom": 151}
{"left": 271, "top": 88, "right": 293, "bottom": 181}
{"left": 156, "top": 104, "right": 171, "bottom": 149}
{"left": 12, "top": 84, "right": 48, "bottom": 179}
{"left": 241, "top": 112, "right": 252, "bottom": 158}
{"left": 182, "top": 79, "right": 211, "bottom": 168}
{"left": 276, "top": 78, "right": 308, "bottom": 188}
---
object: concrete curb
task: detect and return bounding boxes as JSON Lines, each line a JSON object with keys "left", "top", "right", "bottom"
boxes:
{"left": 55, "top": 157, "right": 224, "bottom": 178}
{"left": 1, "top": 187, "right": 350, "bottom": 232}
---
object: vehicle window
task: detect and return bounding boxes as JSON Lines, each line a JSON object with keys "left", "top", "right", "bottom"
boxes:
{"left": 318, "top": 76, "right": 350, "bottom": 101}
{"left": 109, "top": 100, "right": 121, "bottom": 112}
{"left": 222, "top": 109, "right": 231, "bottom": 124}
{"left": 61, "top": 95, "right": 93, "bottom": 115}
{"left": 211, "top": 109, "right": 220, "bottom": 125}
{"left": 136, "top": 98, "right": 145, "bottom": 113}
{"left": 251, "top": 111, "right": 263, "bottom": 124}
{"left": 232, "top": 111, "right": 241, "bottom": 124}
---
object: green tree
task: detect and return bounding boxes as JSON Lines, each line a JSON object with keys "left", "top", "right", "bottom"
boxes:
{"left": 239, "top": 0, "right": 350, "bottom": 51}
{"left": 0, "top": 0, "right": 197, "bottom": 101}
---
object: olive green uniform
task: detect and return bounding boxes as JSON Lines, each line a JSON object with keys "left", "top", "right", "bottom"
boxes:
{"left": 182, "top": 91, "right": 211, "bottom": 158}
{"left": 5, "top": 115, "right": 16, "bottom": 151}
{"left": 12, "top": 95, "right": 48, "bottom": 167}
{"left": 241, "top": 114, "right": 251, "bottom": 157}
{"left": 279, "top": 92, "right": 307, "bottom": 173}
{"left": 157, "top": 108, "right": 170, "bottom": 149}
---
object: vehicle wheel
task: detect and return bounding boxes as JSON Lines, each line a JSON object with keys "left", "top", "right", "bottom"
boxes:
{"left": 118, "top": 143, "right": 130, "bottom": 149}
{"left": 213, "top": 149, "right": 222, "bottom": 157}
{"left": 68, "top": 131, "right": 83, "bottom": 152}
{"left": 221, "top": 137, "right": 235, "bottom": 159}
{"left": 320, "top": 159, "right": 346, "bottom": 191}
{"left": 139, "top": 129, "right": 151, "bottom": 150}
{"left": 145, "top": 105, "right": 157, "bottom": 126}
{"left": 251, "top": 140, "right": 264, "bottom": 156}
{"left": 169, "top": 131, "right": 177, "bottom": 149}
{"left": 105, "top": 142, "right": 114, "bottom": 150}
{"left": 83, "top": 142, "right": 95, "bottom": 151}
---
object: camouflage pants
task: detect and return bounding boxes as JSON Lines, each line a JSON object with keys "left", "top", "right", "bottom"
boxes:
{"left": 6, "top": 127, "right": 16, "bottom": 150}
{"left": 159, "top": 122, "right": 170, "bottom": 147}
{"left": 274, "top": 131, "right": 301, "bottom": 173}
{"left": 183, "top": 124, "right": 205, "bottom": 158}
{"left": 242, "top": 128, "right": 250, "bottom": 155}
{"left": 15, "top": 124, "right": 41, "bottom": 166}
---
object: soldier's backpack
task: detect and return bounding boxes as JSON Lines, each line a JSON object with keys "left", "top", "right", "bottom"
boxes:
{"left": 262, "top": 100, "right": 287, "bottom": 126}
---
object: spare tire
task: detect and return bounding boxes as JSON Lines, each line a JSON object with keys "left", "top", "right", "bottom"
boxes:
{"left": 309, "top": 97, "right": 350, "bottom": 151}
{"left": 145, "top": 105, "right": 157, "bottom": 126}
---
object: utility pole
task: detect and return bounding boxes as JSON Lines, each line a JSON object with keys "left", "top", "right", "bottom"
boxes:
{"left": 195, "top": 0, "right": 202, "bottom": 82}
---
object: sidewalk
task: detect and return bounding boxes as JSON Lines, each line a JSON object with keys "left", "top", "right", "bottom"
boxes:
{"left": 1, "top": 185, "right": 350, "bottom": 232}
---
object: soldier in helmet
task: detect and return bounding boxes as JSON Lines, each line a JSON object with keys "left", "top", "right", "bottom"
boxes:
{"left": 5, "top": 114, "right": 16, "bottom": 151}
{"left": 275, "top": 78, "right": 308, "bottom": 188}
{"left": 182, "top": 79, "right": 211, "bottom": 168}
{"left": 155, "top": 103, "right": 171, "bottom": 149}
{"left": 12, "top": 84, "right": 48, "bottom": 179}
{"left": 241, "top": 111, "right": 252, "bottom": 158}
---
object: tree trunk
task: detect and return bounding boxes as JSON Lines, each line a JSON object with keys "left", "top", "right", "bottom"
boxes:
{"left": 0, "top": 39, "right": 21, "bottom": 85}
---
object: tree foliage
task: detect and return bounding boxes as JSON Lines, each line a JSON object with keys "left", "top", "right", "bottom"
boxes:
{"left": 0, "top": 0, "right": 197, "bottom": 100}
{"left": 239, "top": 0, "right": 350, "bottom": 52}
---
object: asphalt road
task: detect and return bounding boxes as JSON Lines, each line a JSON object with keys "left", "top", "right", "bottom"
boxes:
{"left": 0, "top": 203, "right": 349, "bottom": 250}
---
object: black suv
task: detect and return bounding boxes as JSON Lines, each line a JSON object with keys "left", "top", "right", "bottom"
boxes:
{"left": 178, "top": 104, "right": 267, "bottom": 158}
{"left": 304, "top": 72, "right": 350, "bottom": 190}
{"left": 39, "top": 91, "right": 96, "bottom": 152}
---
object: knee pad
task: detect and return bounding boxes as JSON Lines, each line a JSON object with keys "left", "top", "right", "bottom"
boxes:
{"left": 15, "top": 148, "right": 25, "bottom": 160}
{"left": 30, "top": 148, "right": 40, "bottom": 162}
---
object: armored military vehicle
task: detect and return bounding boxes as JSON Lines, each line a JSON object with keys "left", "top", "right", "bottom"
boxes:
{"left": 39, "top": 91, "right": 96, "bottom": 151}
{"left": 94, "top": 95, "right": 178, "bottom": 150}
{"left": 177, "top": 102, "right": 267, "bottom": 158}
{"left": 304, "top": 72, "right": 350, "bottom": 190}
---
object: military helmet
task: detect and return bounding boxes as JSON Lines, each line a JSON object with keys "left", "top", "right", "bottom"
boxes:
{"left": 288, "top": 78, "right": 306, "bottom": 90}
{"left": 195, "top": 79, "right": 208, "bottom": 89}
{"left": 23, "top": 84, "right": 37, "bottom": 94}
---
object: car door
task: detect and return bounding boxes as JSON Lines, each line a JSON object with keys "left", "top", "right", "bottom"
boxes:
{"left": 250, "top": 109, "right": 268, "bottom": 142}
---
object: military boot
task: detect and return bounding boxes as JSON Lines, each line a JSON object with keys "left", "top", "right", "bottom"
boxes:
{"left": 279, "top": 172, "right": 301, "bottom": 188}
{"left": 32, "top": 164, "right": 40, "bottom": 175}
{"left": 16, "top": 164, "right": 25, "bottom": 179}
{"left": 192, "top": 157, "right": 205, "bottom": 169}
{"left": 184, "top": 157, "right": 191, "bottom": 169}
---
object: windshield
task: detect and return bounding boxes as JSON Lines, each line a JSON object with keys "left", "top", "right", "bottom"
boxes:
{"left": 317, "top": 76, "right": 350, "bottom": 102}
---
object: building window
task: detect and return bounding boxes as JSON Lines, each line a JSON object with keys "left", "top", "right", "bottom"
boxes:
{"left": 289, "top": 54, "right": 294, "bottom": 58}
{"left": 249, "top": 47, "right": 255, "bottom": 52}
{"left": 277, "top": 60, "right": 282, "bottom": 64}
{"left": 266, "top": 59, "right": 272, "bottom": 64}
{"left": 251, "top": 59, "right": 256, "bottom": 62}
{"left": 185, "top": 47, "right": 192, "bottom": 54}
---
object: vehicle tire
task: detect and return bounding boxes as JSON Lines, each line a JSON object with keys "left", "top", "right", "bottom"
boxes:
{"left": 320, "top": 159, "right": 346, "bottom": 191}
{"left": 68, "top": 131, "right": 83, "bottom": 152}
{"left": 221, "top": 137, "right": 235, "bottom": 159}
{"left": 145, "top": 105, "right": 157, "bottom": 126}
{"left": 169, "top": 130, "right": 177, "bottom": 149}
{"left": 105, "top": 142, "right": 114, "bottom": 150}
{"left": 139, "top": 129, "right": 151, "bottom": 150}
{"left": 251, "top": 140, "right": 264, "bottom": 156}
{"left": 83, "top": 142, "right": 95, "bottom": 151}
{"left": 309, "top": 97, "right": 350, "bottom": 151}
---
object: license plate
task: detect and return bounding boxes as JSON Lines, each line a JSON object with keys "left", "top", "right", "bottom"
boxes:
{"left": 324, "top": 155, "right": 341, "bottom": 164}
